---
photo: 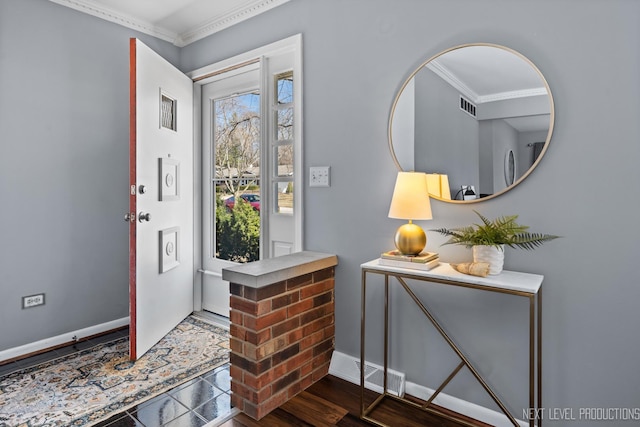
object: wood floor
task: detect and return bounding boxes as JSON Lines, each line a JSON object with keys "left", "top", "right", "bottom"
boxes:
{"left": 221, "top": 375, "right": 491, "bottom": 427}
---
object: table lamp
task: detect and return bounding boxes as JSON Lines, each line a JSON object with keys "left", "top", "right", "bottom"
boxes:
{"left": 388, "top": 172, "right": 433, "bottom": 255}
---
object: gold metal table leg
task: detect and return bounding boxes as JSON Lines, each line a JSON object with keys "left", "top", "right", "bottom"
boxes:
{"left": 360, "top": 267, "right": 541, "bottom": 427}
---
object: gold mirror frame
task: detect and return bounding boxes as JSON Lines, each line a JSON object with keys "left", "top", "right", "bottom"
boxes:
{"left": 388, "top": 43, "right": 555, "bottom": 203}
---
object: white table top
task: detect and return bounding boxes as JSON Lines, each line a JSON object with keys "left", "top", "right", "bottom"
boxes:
{"left": 362, "top": 259, "right": 543, "bottom": 294}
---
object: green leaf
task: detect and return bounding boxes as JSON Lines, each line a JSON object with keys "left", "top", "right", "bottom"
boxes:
{"left": 431, "top": 211, "right": 560, "bottom": 250}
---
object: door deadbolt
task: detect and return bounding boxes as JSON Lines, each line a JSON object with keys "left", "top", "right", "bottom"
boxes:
{"left": 138, "top": 212, "right": 151, "bottom": 222}
{"left": 124, "top": 212, "right": 135, "bottom": 222}
{"left": 138, "top": 185, "right": 147, "bottom": 194}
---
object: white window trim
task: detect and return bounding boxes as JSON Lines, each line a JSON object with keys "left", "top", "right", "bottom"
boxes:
{"left": 189, "top": 34, "right": 303, "bottom": 277}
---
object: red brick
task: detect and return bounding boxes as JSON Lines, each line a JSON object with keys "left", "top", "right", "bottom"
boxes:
{"left": 287, "top": 273, "right": 312, "bottom": 290}
{"left": 313, "top": 267, "right": 335, "bottom": 283}
{"left": 229, "top": 309, "right": 243, "bottom": 326}
{"left": 230, "top": 364, "right": 243, "bottom": 382}
{"left": 312, "top": 348, "right": 333, "bottom": 369}
{"left": 300, "top": 329, "right": 325, "bottom": 351}
{"left": 231, "top": 393, "right": 244, "bottom": 411}
{"left": 287, "top": 298, "right": 314, "bottom": 317}
{"left": 230, "top": 352, "right": 271, "bottom": 376}
{"left": 230, "top": 295, "right": 258, "bottom": 315}
{"left": 242, "top": 341, "right": 258, "bottom": 360}
{"left": 287, "top": 378, "right": 304, "bottom": 398}
{"left": 234, "top": 323, "right": 271, "bottom": 345}
{"left": 244, "top": 281, "right": 287, "bottom": 301}
{"left": 254, "top": 336, "right": 288, "bottom": 359}
{"left": 242, "top": 371, "right": 261, "bottom": 390}
{"left": 229, "top": 337, "right": 243, "bottom": 353}
{"left": 244, "top": 328, "right": 271, "bottom": 346}
{"left": 272, "top": 370, "right": 300, "bottom": 394}
{"left": 244, "top": 308, "right": 287, "bottom": 331}
{"left": 244, "top": 389, "right": 290, "bottom": 420}
{"left": 271, "top": 343, "right": 300, "bottom": 366}
{"left": 231, "top": 380, "right": 257, "bottom": 402}
{"left": 300, "top": 279, "right": 334, "bottom": 299}
{"left": 271, "top": 291, "right": 300, "bottom": 310}
{"left": 313, "top": 337, "right": 334, "bottom": 357}
{"left": 257, "top": 385, "right": 272, "bottom": 402}
{"left": 244, "top": 363, "right": 289, "bottom": 390}
{"left": 325, "top": 324, "right": 336, "bottom": 338}
{"left": 243, "top": 401, "right": 258, "bottom": 420}
{"left": 285, "top": 348, "right": 313, "bottom": 372}
{"left": 272, "top": 317, "right": 300, "bottom": 339}
{"left": 300, "top": 360, "right": 313, "bottom": 377}
{"left": 312, "top": 362, "right": 330, "bottom": 381}
{"left": 284, "top": 326, "right": 304, "bottom": 344}
{"left": 260, "top": 390, "right": 289, "bottom": 418}
{"left": 301, "top": 305, "right": 333, "bottom": 325}
{"left": 297, "top": 372, "right": 314, "bottom": 392}
{"left": 313, "top": 291, "right": 333, "bottom": 307}
{"left": 230, "top": 324, "right": 247, "bottom": 340}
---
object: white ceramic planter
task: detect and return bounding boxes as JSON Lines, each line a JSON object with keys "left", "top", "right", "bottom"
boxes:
{"left": 472, "top": 245, "right": 505, "bottom": 275}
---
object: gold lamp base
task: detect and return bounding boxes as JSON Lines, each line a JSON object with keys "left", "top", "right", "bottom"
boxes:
{"left": 394, "top": 221, "right": 426, "bottom": 256}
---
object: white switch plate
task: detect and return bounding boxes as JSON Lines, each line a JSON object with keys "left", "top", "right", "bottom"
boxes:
{"left": 309, "top": 166, "right": 330, "bottom": 187}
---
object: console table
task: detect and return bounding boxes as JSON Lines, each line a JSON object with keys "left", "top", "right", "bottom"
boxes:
{"left": 360, "top": 259, "right": 543, "bottom": 427}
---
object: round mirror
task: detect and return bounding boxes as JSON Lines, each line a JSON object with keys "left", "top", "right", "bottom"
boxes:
{"left": 389, "top": 43, "right": 554, "bottom": 203}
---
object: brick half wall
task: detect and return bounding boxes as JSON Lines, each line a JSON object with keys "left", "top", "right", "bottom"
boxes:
{"left": 229, "top": 265, "right": 335, "bottom": 420}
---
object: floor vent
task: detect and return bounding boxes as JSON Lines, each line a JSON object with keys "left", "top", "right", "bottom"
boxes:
{"left": 460, "top": 95, "right": 477, "bottom": 117}
{"left": 329, "top": 351, "right": 406, "bottom": 397}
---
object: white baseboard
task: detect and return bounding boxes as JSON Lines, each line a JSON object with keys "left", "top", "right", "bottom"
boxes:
{"left": 329, "top": 351, "right": 406, "bottom": 397}
{"left": 0, "top": 317, "right": 129, "bottom": 363}
{"left": 405, "top": 382, "right": 528, "bottom": 427}
{"left": 329, "top": 351, "right": 527, "bottom": 427}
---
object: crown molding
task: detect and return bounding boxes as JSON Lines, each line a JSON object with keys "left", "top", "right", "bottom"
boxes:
{"left": 426, "top": 59, "right": 480, "bottom": 103}
{"left": 177, "top": 0, "right": 292, "bottom": 47}
{"left": 476, "top": 87, "right": 548, "bottom": 104}
{"left": 49, "top": 0, "right": 291, "bottom": 47}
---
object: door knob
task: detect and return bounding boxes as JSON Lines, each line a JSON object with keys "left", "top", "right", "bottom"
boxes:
{"left": 124, "top": 212, "right": 135, "bottom": 222}
{"left": 138, "top": 212, "right": 151, "bottom": 222}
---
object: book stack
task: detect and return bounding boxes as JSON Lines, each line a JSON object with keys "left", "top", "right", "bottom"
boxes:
{"left": 378, "top": 250, "right": 440, "bottom": 270}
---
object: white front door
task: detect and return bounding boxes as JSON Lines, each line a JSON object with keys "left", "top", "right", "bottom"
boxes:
{"left": 128, "top": 39, "right": 194, "bottom": 360}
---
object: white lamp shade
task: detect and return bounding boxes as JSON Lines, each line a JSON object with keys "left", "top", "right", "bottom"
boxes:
{"left": 388, "top": 172, "right": 433, "bottom": 220}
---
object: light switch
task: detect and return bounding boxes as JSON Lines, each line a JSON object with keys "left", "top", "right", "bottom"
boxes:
{"left": 309, "top": 166, "right": 330, "bottom": 187}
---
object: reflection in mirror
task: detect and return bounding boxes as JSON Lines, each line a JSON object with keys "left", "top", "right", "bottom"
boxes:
{"left": 505, "top": 149, "right": 515, "bottom": 186}
{"left": 389, "top": 44, "right": 554, "bottom": 203}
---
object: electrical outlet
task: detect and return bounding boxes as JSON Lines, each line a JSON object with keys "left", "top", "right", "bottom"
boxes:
{"left": 22, "top": 293, "right": 45, "bottom": 309}
{"left": 309, "top": 166, "right": 330, "bottom": 187}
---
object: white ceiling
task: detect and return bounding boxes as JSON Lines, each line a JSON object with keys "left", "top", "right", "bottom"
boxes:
{"left": 49, "top": 0, "right": 291, "bottom": 47}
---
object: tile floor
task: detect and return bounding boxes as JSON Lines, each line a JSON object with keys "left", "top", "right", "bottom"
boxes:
{"left": 0, "top": 324, "right": 234, "bottom": 427}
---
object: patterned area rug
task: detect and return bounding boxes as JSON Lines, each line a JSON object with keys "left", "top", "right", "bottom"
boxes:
{"left": 0, "top": 316, "right": 229, "bottom": 427}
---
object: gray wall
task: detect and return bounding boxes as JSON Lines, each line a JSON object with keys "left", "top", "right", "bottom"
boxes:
{"left": 0, "top": 0, "right": 179, "bottom": 349}
{"left": 2, "top": 0, "right": 639, "bottom": 424}
{"left": 415, "top": 67, "right": 480, "bottom": 196}
{"left": 181, "top": 0, "right": 640, "bottom": 423}
{"left": 487, "top": 118, "right": 518, "bottom": 194}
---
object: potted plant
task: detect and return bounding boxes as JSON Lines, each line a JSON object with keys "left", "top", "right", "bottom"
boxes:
{"left": 431, "top": 211, "right": 560, "bottom": 275}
